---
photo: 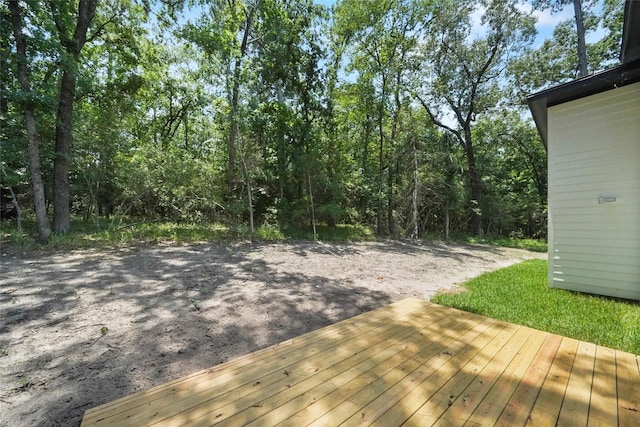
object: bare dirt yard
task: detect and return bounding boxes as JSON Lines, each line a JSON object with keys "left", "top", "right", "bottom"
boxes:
{"left": 0, "top": 240, "right": 544, "bottom": 426}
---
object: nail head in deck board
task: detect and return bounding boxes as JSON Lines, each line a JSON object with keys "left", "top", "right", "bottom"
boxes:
{"left": 80, "top": 298, "right": 639, "bottom": 427}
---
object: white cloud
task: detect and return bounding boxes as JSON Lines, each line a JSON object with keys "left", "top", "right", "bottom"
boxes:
{"left": 533, "top": 6, "right": 574, "bottom": 28}
{"left": 516, "top": 1, "right": 575, "bottom": 47}
{"left": 470, "top": 5, "right": 488, "bottom": 36}
{"left": 516, "top": 1, "right": 574, "bottom": 27}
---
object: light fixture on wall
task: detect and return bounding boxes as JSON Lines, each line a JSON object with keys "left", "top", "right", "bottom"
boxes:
{"left": 598, "top": 196, "right": 617, "bottom": 204}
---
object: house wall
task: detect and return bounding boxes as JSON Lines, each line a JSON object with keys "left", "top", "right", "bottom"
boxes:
{"left": 548, "top": 81, "right": 640, "bottom": 300}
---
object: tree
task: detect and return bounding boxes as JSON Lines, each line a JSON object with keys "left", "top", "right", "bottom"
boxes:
{"left": 533, "top": 0, "right": 590, "bottom": 77}
{"left": 413, "top": 0, "right": 535, "bottom": 236}
{"left": 333, "top": 0, "right": 423, "bottom": 235}
{"left": 510, "top": 0, "right": 624, "bottom": 102}
{"left": 181, "top": 0, "right": 264, "bottom": 196}
{"left": 49, "top": 0, "right": 98, "bottom": 233}
{"left": 473, "top": 112, "right": 547, "bottom": 238}
{"left": 6, "top": 0, "right": 51, "bottom": 242}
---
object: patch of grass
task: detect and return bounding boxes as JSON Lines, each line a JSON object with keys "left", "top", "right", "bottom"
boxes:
{"left": 282, "top": 224, "right": 375, "bottom": 241}
{"left": 453, "top": 234, "right": 547, "bottom": 252}
{"left": 1, "top": 217, "right": 241, "bottom": 251}
{"left": 254, "top": 224, "right": 285, "bottom": 241}
{"left": 1, "top": 216, "right": 375, "bottom": 251}
{"left": 432, "top": 260, "right": 640, "bottom": 355}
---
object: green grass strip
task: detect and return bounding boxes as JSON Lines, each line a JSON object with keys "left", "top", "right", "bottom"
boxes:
{"left": 432, "top": 259, "right": 640, "bottom": 355}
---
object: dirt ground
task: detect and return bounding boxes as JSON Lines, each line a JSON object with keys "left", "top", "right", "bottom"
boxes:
{"left": 0, "top": 240, "right": 544, "bottom": 426}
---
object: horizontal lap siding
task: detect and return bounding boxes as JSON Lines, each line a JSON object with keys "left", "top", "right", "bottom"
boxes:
{"left": 548, "top": 81, "right": 640, "bottom": 300}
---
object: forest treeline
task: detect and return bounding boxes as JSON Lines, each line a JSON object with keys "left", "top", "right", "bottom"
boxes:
{"left": 1, "top": 0, "right": 624, "bottom": 242}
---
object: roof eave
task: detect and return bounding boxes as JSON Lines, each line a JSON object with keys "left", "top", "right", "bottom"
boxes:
{"left": 527, "top": 59, "right": 640, "bottom": 148}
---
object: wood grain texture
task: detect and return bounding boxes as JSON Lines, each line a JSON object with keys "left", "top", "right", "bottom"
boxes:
{"left": 81, "top": 298, "right": 638, "bottom": 427}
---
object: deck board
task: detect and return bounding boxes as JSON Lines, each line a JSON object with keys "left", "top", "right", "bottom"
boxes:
{"left": 81, "top": 298, "right": 640, "bottom": 427}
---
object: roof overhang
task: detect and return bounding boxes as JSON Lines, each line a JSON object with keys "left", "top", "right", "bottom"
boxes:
{"left": 527, "top": 0, "right": 640, "bottom": 149}
{"left": 527, "top": 59, "right": 640, "bottom": 149}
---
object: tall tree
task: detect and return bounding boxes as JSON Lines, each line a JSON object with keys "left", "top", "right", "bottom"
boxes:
{"left": 509, "top": 0, "right": 623, "bottom": 102}
{"left": 333, "top": 0, "right": 422, "bottom": 235}
{"left": 49, "top": 0, "right": 98, "bottom": 233}
{"left": 414, "top": 0, "right": 535, "bottom": 235}
{"left": 6, "top": 0, "right": 51, "bottom": 242}
{"left": 181, "top": 0, "right": 264, "bottom": 197}
{"left": 532, "top": 0, "right": 590, "bottom": 77}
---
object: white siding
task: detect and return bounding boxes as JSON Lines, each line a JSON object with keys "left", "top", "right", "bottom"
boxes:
{"left": 548, "top": 81, "right": 640, "bottom": 300}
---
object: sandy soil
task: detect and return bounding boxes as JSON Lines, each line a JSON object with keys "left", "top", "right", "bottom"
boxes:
{"left": 0, "top": 240, "right": 544, "bottom": 426}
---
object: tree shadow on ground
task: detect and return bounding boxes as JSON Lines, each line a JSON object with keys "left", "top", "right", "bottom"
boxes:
{"left": 0, "top": 242, "right": 391, "bottom": 426}
{"left": 0, "top": 239, "right": 537, "bottom": 426}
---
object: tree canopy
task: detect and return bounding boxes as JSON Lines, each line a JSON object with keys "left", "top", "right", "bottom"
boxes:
{"left": 1, "top": 0, "right": 625, "bottom": 241}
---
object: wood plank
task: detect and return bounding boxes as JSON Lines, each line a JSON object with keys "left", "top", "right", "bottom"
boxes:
{"left": 290, "top": 315, "right": 484, "bottom": 425}
{"left": 616, "top": 351, "right": 640, "bottom": 427}
{"left": 272, "top": 310, "right": 482, "bottom": 427}
{"left": 307, "top": 315, "right": 508, "bottom": 426}
{"left": 335, "top": 317, "right": 515, "bottom": 426}
{"left": 139, "top": 301, "right": 447, "bottom": 427}
{"left": 556, "top": 340, "right": 596, "bottom": 426}
{"left": 386, "top": 324, "right": 531, "bottom": 426}
{"left": 463, "top": 327, "right": 549, "bottom": 426}
{"left": 80, "top": 299, "right": 638, "bottom": 427}
{"left": 526, "top": 337, "right": 579, "bottom": 426}
{"left": 494, "top": 333, "right": 562, "bottom": 426}
{"left": 219, "top": 307, "right": 468, "bottom": 427}
{"left": 82, "top": 299, "right": 428, "bottom": 426}
{"left": 587, "top": 345, "right": 617, "bottom": 426}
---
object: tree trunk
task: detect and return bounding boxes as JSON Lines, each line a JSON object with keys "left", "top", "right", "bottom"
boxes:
{"left": 376, "top": 112, "right": 385, "bottom": 236}
{"left": 387, "top": 74, "right": 402, "bottom": 237}
{"left": 53, "top": 71, "right": 75, "bottom": 233}
{"left": 308, "top": 173, "right": 317, "bottom": 241}
{"left": 573, "top": 0, "right": 588, "bottom": 77}
{"left": 411, "top": 138, "right": 419, "bottom": 239}
{"left": 7, "top": 0, "right": 51, "bottom": 242}
{"left": 387, "top": 159, "right": 394, "bottom": 236}
{"left": 226, "top": 1, "right": 258, "bottom": 196}
{"left": 51, "top": 0, "right": 97, "bottom": 234}
{"left": 227, "top": 62, "right": 240, "bottom": 192}
{"left": 1, "top": 164, "right": 24, "bottom": 235}
{"left": 237, "top": 132, "right": 254, "bottom": 241}
{"left": 444, "top": 206, "right": 450, "bottom": 241}
{"left": 376, "top": 76, "right": 387, "bottom": 236}
{"left": 463, "top": 126, "right": 483, "bottom": 236}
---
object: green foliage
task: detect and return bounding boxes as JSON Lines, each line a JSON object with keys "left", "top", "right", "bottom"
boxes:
{"left": 254, "top": 223, "right": 285, "bottom": 241}
{"left": 0, "top": 216, "right": 376, "bottom": 250}
{"left": 283, "top": 223, "right": 375, "bottom": 241}
{"left": 432, "top": 260, "right": 640, "bottom": 355}
{"left": 4, "top": 0, "right": 624, "bottom": 243}
{"left": 473, "top": 112, "right": 547, "bottom": 239}
{"left": 454, "top": 235, "right": 547, "bottom": 252}
{"left": 511, "top": 0, "right": 624, "bottom": 94}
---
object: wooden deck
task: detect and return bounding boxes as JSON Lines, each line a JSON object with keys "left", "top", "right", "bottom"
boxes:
{"left": 81, "top": 298, "right": 640, "bottom": 426}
